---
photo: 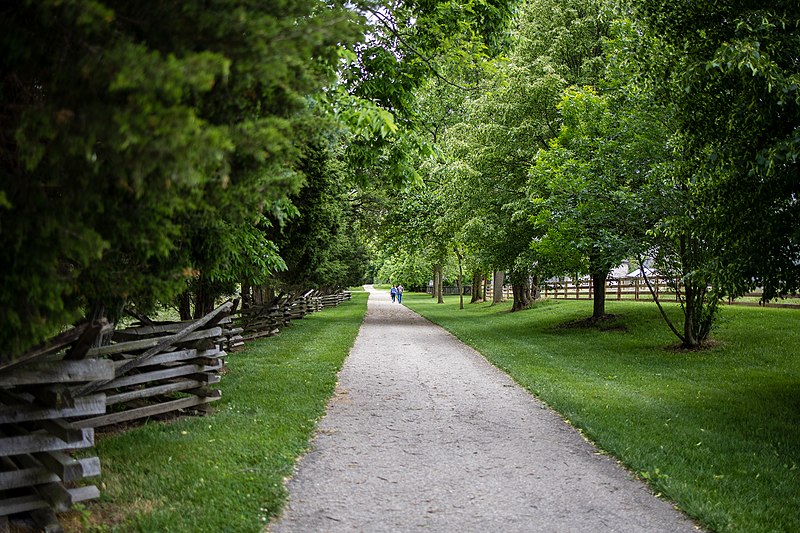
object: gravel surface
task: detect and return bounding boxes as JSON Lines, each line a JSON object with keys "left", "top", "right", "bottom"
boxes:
{"left": 269, "top": 286, "right": 699, "bottom": 532}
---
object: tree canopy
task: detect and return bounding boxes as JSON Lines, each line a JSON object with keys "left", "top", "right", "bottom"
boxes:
{"left": 633, "top": 1, "right": 800, "bottom": 300}
{"left": 2, "top": 0, "right": 361, "bottom": 354}
{"left": 2, "top": 0, "right": 797, "bottom": 355}
{"left": 370, "top": 0, "right": 798, "bottom": 346}
{"left": 0, "top": 0, "right": 517, "bottom": 358}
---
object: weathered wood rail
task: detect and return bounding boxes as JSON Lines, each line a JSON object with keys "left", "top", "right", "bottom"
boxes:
{"left": 0, "top": 302, "right": 237, "bottom": 530}
{"left": 0, "top": 321, "right": 112, "bottom": 531}
{"left": 0, "top": 290, "right": 351, "bottom": 529}
{"left": 540, "top": 277, "right": 678, "bottom": 302}
{"left": 235, "top": 289, "right": 351, "bottom": 341}
{"left": 489, "top": 277, "right": 798, "bottom": 307}
{"left": 67, "top": 302, "right": 234, "bottom": 429}
{"left": 312, "top": 290, "right": 352, "bottom": 311}
{"left": 483, "top": 284, "right": 513, "bottom": 301}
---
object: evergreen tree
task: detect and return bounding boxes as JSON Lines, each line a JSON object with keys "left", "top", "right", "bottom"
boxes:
{"left": 0, "top": 0, "right": 361, "bottom": 357}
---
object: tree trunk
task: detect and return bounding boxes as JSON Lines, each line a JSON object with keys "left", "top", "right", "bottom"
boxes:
{"left": 241, "top": 278, "right": 252, "bottom": 308}
{"left": 265, "top": 285, "right": 275, "bottom": 306}
{"left": 470, "top": 271, "right": 483, "bottom": 303}
{"left": 178, "top": 291, "right": 192, "bottom": 321}
{"left": 492, "top": 270, "right": 505, "bottom": 304}
{"left": 683, "top": 280, "right": 699, "bottom": 348}
{"left": 591, "top": 270, "right": 608, "bottom": 320}
{"left": 251, "top": 284, "right": 273, "bottom": 306}
{"left": 192, "top": 277, "right": 216, "bottom": 319}
{"left": 88, "top": 302, "right": 118, "bottom": 347}
{"left": 433, "top": 264, "right": 444, "bottom": 303}
{"left": 511, "top": 278, "right": 533, "bottom": 312}
{"left": 455, "top": 248, "right": 464, "bottom": 309}
{"left": 437, "top": 265, "right": 444, "bottom": 304}
{"left": 531, "top": 274, "right": 540, "bottom": 300}
{"left": 679, "top": 234, "right": 702, "bottom": 348}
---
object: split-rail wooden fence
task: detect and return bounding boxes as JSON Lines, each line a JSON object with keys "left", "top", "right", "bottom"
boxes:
{"left": 234, "top": 290, "right": 352, "bottom": 341}
{"left": 0, "top": 289, "right": 351, "bottom": 531}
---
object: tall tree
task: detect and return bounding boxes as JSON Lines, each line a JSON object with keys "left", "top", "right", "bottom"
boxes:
{"left": 634, "top": 1, "right": 800, "bottom": 300}
{"left": 269, "top": 140, "right": 369, "bottom": 294}
{"left": 604, "top": 12, "right": 727, "bottom": 347}
{"left": 528, "top": 84, "right": 663, "bottom": 320}
{"left": 440, "top": 0, "right": 611, "bottom": 311}
{"left": 0, "top": 0, "right": 361, "bottom": 356}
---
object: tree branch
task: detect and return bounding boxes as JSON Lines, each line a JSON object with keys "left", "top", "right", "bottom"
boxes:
{"left": 361, "top": 6, "right": 483, "bottom": 93}
{"left": 638, "top": 254, "right": 685, "bottom": 343}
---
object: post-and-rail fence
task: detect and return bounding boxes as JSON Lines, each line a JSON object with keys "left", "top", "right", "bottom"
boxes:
{"left": 536, "top": 277, "right": 797, "bottom": 307}
{"left": 538, "top": 276, "right": 676, "bottom": 302}
{"left": 431, "top": 276, "right": 798, "bottom": 308}
{"left": 0, "top": 289, "right": 351, "bottom": 531}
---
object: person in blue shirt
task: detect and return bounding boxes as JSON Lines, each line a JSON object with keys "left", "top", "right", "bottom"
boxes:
{"left": 390, "top": 285, "right": 397, "bottom": 303}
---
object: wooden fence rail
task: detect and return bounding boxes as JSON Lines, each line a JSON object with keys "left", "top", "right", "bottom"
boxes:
{"left": 481, "top": 277, "right": 798, "bottom": 307}
{"left": 485, "top": 285, "right": 514, "bottom": 300}
{"left": 0, "top": 289, "right": 352, "bottom": 530}
{"left": 539, "top": 277, "right": 678, "bottom": 302}
{"left": 234, "top": 289, "right": 352, "bottom": 341}
{"left": 0, "top": 322, "right": 112, "bottom": 531}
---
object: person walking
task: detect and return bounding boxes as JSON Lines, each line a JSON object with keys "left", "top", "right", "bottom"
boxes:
{"left": 390, "top": 285, "right": 397, "bottom": 303}
{"left": 396, "top": 284, "right": 404, "bottom": 304}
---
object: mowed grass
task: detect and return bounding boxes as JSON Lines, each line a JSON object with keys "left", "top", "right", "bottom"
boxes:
{"left": 403, "top": 293, "right": 800, "bottom": 533}
{"left": 70, "top": 291, "right": 368, "bottom": 532}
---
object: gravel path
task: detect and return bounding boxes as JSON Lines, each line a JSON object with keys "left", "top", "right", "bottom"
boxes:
{"left": 269, "top": 286, "right": 699, "bottom": 532}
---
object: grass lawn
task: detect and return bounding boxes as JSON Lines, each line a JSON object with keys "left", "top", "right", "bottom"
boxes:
{"left": 65, "top": 290, "right": 368, "bottom": 532}
{"left": 403, "top": 293, "right": 799, "bottom": 533}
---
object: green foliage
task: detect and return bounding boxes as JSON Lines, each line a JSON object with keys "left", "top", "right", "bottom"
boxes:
{"left": 598, "top": 5, "right": 752, "bottom": 344}
{"left": 405, "top": 293, "right": 800, "bottom": 533}
{"left": 530, "top": 87, "right": 640, "bottom": 280}
{"left": 269, "top": 141, "right": 370, "bottom": 291}
{"left": 346, "top": 0, "right": 515, "bottom": 114}
{"left": 0, "top": 0, "right": 362, "bottom": 356}
{"left": 633, "top": 1, "right": 800, "bottom": 299}
{"left": 377, "top": 249, "right": 444, "bottom": 287}
{"left": 339, "top": 0, "right": 516, "bottom": 187}
{"left": 428, "top": 0, "right": 611, "bottom": 298}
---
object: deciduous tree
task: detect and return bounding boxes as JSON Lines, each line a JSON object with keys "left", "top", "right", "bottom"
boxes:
{"left": 634, "top": 1, "right": 800, "bottom": 300}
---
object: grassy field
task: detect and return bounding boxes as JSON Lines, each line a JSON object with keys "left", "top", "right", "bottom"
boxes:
{"left": 403, "top": 293, "right": 799, "bottom": 533}
{"left": 66, "top": 291, "right": 368, "bottom": 532}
